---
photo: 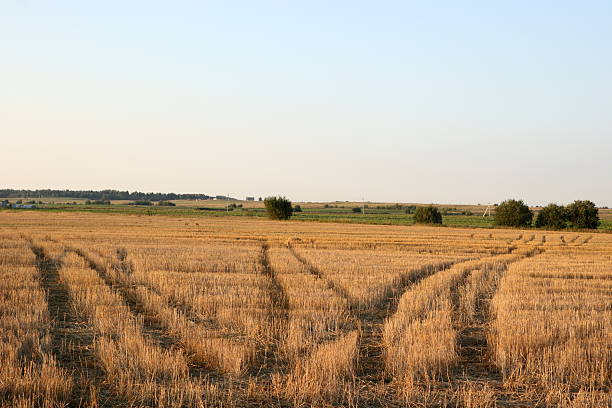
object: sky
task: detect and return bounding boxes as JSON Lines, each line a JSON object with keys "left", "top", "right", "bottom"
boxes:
{"left": 2, "top": 1, "right": 611, "bottom": 206}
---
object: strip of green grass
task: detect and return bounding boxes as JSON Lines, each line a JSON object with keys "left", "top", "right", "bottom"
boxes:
{"left": 3, "top": 205, "right": 610, "bottom": 231}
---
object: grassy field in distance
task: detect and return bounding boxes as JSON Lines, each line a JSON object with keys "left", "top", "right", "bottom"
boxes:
{"left": 2, "top": 197, "right": 611, "bottom": 231}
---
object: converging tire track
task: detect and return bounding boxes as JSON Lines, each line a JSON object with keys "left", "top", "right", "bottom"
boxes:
{"left": 355, "top": 257, "right": 481, "bottom": 383}
{"left": 76, "top": 248, "right": 246, "bottom": 383}
{"left": 101, "top": 247, "right": 222, "bottom": 334}
{"left": 286, "top": 242, "right": 477, "bottom": 382}
{"left": 451, "top": 246, "right": 545, "bottom": 405}
{"left": 286, "top": 243, "right": 353, "bottom": 307}
{"left": 72, "top": 248, "right": 178, "bottom": 350}
{"left": 29, "top": 241, "right": 114, "bottom": 407}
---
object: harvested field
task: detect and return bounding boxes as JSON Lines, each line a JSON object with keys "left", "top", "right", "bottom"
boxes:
{"left": 0, "top": 212, "right": 610, "bottom": 407}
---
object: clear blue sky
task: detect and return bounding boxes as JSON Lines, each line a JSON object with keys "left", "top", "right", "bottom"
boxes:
{"left": 2, "top": 1, "right": 611, "bottom": 206}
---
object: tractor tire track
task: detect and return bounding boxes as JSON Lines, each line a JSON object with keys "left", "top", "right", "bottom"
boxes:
{"left": 451, "top": 247, "right": 545, "bottom": 405}
{"left": 355, "top": 257, "right": 479, "bottom": 383}
{"left": 72, "top": 248, "right": 177, "bottom": 350}
{"left": 101, "top": 247, "right": 222, "bottom": 333}
{"left": 71, "top": 247, "right": 227, "bottom": 380}
{"left": 286, "top": 243, "right": 482, "bottom": 383}
{"left": 287, "top": 243, "right": 353, "bottom": 307}
{"left": 256, "top": 243, "right": 290, "bottom": 375}
{"left": 29, "top": 241, "right": 115, "bottom": 407}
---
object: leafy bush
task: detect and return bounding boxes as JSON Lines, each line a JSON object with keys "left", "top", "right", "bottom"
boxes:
{"left": 86, "top": 199, "right": 111, "bottom": 205}
{"left": 264, "top": 196, "right": 293, "bottom": 220}
{"left": 494, "top": 199, "right": 533, "bottom": 227}
{"left": 565, "top": 200, "right": 599, "bottom": 229}
{"left": 157, "top": 200, "right": 176, "bottom": 206}
{"left": 535, "top": 204, "right": 567, "bottom": 229}
{"left": 404, "top": 205, "right": 416, "bottom": 214}
{"left": 352, "top": 207, "right": 362, "bottom": 213}
{"left": 293, "top": 205, "right": 302, "bottom": 213}
{"left": 413, "top": 206, "right": 442, "bottom": 224}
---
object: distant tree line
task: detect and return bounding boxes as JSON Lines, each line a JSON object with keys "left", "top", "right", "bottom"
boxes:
{"left": 0, "top": 189, "right": 212, "bottom": 201}
{"left": 495, "top": 199, "right": 600, "bottom": 229}
{"left": 536, "top": 200, "right": 600, "bottom": 229}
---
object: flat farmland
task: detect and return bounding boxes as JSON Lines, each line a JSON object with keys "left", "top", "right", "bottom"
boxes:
{"left": 0, "top": 212, "right": 610, "bottom": 407}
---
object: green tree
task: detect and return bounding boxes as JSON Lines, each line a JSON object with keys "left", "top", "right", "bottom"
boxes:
{"left": 494, "top": 199, "right": 533, "bottom": 227}
{"left": 264, "top": 196, "right": 293, "bottom": 220}
{"left": 535, "top": 204, "right": 567, "bottom": 229}
{"left": 565, "top": 200, "right": 599, "bottom": 229}
{"left": 413, "top": 206, "right": 442, "bottom": 224}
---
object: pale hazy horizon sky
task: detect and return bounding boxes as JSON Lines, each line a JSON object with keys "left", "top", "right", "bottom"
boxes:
{"left": 2, "top": 1, "right": 611, "bottom": 206}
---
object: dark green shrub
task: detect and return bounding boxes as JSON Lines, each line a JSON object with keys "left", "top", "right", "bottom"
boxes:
{"left": 264, "top": 196, "right": 293, "bottom": 220}
{"left": 565, "top": 200, "right": 599, "bottom": 229}
{"left": 158, "top": 200, "right": 176, "bottom": 206}
{"left": 494, "top": 199, "right": 533, "bottom": 227}
{"left": 413, "top": 206, "right": 442, "bottom": 224}
{"left": 404, "top": 205, "right": 416, "bottom": 214}
{"left": 352, "top": 207, "right": 362, "bottom": 213}
{"left": 87, "top": 199, "right": 111, "bottom": 205}
{"left": 293, "top": 205, "right": 302, "bottom": 213}
{"left": 131, "top": 200, "right": 152, "bottom": 206}
{"left": 535, "top": 204, "right": 567, "bottom": 229}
